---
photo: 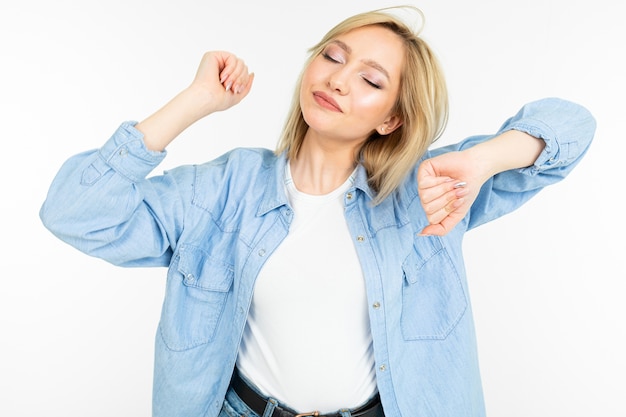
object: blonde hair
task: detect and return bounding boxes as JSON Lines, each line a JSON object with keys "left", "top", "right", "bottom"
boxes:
{"left": 275, "top": 5, "right": 448, "bottom": 204}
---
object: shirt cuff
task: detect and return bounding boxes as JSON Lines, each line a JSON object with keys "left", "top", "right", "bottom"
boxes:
{"left": 98, "top": 121, "right": 167, "bottom": 182}
{"left": 504, "top": 120, "right": 558, "bottom": 175}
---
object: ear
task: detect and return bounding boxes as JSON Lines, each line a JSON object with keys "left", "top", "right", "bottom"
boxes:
{"left": 376, "top": 114, "right": 403, "bottom": 135}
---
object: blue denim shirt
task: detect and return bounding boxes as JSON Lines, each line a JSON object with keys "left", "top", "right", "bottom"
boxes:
{"left": 40, "top": 98, "right": 595, "bottom": 417}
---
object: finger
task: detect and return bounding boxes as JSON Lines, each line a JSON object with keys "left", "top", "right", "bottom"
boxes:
{"left": 219, "top": 54, "right": 244, "bottom": 90}
{"left": 421, "top": 190, "right": 456, "bottom": 216}
{"left": 419, "top": 178, "right": 467, "bottom": 203}
{"left": 421, "top": 184, "right": 467, "bottom": 215}
{"left": 227, "top": 73, "right": 255, "bottom": 104}
{"left": 419, "top": 205, "right": 465, "bottom": 236}
{"left": 215, "top": 52, "right": 234, "bottom": 81}
{"left": 238, "top": 72, "right": 255, "bottom": 97}
{"left": 425, "top": 197, "right": 465, "bottom": 226}
{"left": 194, "top": 52, "right": 222, "bottom": 85}
{"left": 232, "top": 69, "right": 250, "bottom": 94}
{"left": 419, "top": 220, "right": 456, "bottom": 237}
{"left": 419, "top": 223, "right": 447, "bottom": 237}
{"left": 222, "top": 58, "right": 252, "bottom": 93}
{"left": 418, "top": 174, "right": 455, "bottom": 190}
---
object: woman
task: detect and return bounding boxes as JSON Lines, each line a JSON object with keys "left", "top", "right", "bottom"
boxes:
{"left": 40, "top": 6, "right": 596, "bottom": 417}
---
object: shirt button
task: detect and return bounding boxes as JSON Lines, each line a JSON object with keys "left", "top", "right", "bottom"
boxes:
{"left": 379, "top": 364, "right": 387, "bottom": 372}
{"left": 118, "top": 147, "right": 128, "bottom": 156}
{"left": 346, "top": 192, "right": 353, "bottom": 200}
{"left": 184, "top": 274, "right": 195, "bottom": 284}
{"left": 356, "top": 235, "right": 365, "bottom": 242}
{"left": 372, "top": 302, "right": 381, "bottom": 309}
{"left": 258, "top": 249, "right": 266, "bottom": 256}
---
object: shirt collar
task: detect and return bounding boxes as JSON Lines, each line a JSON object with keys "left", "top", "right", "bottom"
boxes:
{"left": 256, "top": 152, "right": 408, "bottom": 229}
{"left": 256, "top": 152, "right": 290, "bottom": 216}
{"left": 352, "top": 164, "right": 376, "bottom": 200}
{"left": 258, "top": 153, "right": 378, "bottom": 212}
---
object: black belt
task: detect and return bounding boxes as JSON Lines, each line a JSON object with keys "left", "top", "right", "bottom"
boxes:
{"left": 230, "top": 370, "right": 385, "bottom": 417}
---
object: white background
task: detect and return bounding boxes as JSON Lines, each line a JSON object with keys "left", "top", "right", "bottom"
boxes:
{"left": 1, "top": 1, "right": 624, "bottom": 416}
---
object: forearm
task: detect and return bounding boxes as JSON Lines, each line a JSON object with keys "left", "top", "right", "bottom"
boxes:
{"left": 136, "top": 87, "right": 218, "bottom": 151}
{"left": 135, "top": 51, "right": 255, "bottom": 152}
{"left": 466, "top": 129, "right": 546, "bottom": 179}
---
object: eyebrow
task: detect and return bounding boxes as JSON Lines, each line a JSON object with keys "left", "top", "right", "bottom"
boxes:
{"left": 330, "top": 39, "right": 391, "bottom": 81}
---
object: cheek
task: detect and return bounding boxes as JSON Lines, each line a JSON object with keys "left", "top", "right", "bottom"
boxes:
{"left": 301, "top": 60, "right": 324, "bottom": 85}
{"left": 354, "top": 92, "right": 396, "bottom": 120}
{"left": 299, "top": 70, "right": 313, "bottom": 105}
{"left": 299, "top": 66, "right": 320, "bottom": 102}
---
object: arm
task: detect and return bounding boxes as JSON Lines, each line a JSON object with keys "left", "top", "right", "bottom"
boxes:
{"left": 417, "top": 98, "right": 596, "bottom": 236}
{"left": 138, "top": 51, "right": 254, "bottom": 151}
{"left": 40, "top": 52, "right": 254, "bottom": 266}
{"left": 418, "top": 130, "right": 545, "bottom": 236}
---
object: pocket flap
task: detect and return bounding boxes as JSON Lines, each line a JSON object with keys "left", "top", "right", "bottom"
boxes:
{"left": 177, "top": 245, "right": 234, "bottom": 292}
{"left": 402, "top": 236, "right": 444, "bottom": 284}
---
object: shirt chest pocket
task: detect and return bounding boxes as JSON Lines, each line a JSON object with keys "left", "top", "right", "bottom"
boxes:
{"left": 158, "top": 245, "right": 234, "bottom": 351}
{"left": 401, "top": 238, "right": 467, "bottom": 340}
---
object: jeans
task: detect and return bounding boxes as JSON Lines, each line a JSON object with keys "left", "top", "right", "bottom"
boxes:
{"left": 218, "top": 377, "right": 361, "bottom": 417}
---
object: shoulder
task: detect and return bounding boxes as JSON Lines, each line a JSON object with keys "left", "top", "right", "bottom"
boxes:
{"left": 192, "top": 147, "right": 279, "bottom": 186}
{"left": 165, "top": 147, "right": 279, "bottom": 180}
{"left": 196, "top": 147, "right": 278, "bottom": 170}
{"left": 180, "top": 148, "right": 281, "bottom": 210}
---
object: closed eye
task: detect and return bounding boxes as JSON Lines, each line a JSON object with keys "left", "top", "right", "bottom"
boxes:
{"left": 363, "top": 77, "right": 382, "bottom": 89}
{"left": 322, "top": 52, "right": 341, "bottom": 63}
{"left": 322, "top": 47, "right": 382, "bottom": 89}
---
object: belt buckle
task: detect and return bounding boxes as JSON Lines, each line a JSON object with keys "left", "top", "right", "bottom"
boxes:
{"left": 294, "top": 412, "right": 320, "bottom": 417}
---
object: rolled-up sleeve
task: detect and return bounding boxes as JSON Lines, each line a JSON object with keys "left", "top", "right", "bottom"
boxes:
{"left": 426, "top": 97, "right": 596, "bottom": 230}
{"left": 98, "top": 121, "right": 166, "bottom": 182}
{"left": 39, "top": 122, "right": 185, "bottom": 268}
{"left": 500, "top": 97, "right": 596, "bottom": 176}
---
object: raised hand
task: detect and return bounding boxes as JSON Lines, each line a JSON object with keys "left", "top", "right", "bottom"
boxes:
{"left": 416, "top": 129, "right": 545, "bottom": 236}
{"left": 190, "top": 51, "right": 255, "bottom": 115}
{"left": 137, "top": 51, "right": 255, "bottom": 151}
{"left": 417, "top": 150, "right": 478, "bottom": 236}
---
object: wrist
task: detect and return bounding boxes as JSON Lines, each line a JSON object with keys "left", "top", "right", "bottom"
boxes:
{"left": 467, "top": 130, "right": 545, "bottom": 177}
{"left": 176, "top": 86, "right": 219, "bottom": 122}
{"left": 136, "top": 87, "right": 217, "bottom": 151}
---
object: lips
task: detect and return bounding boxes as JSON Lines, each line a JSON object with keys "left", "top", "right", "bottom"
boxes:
{"left": 312, "top": 91, "right": 343, "bottom": 112}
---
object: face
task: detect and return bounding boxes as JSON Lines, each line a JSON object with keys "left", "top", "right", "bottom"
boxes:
{"left": 299, "top": 25, "right": 404, "bottom": 148}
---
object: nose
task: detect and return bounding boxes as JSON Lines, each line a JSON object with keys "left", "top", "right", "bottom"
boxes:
{"left": 328, "top": 68, "right": 350, "bottom": 95}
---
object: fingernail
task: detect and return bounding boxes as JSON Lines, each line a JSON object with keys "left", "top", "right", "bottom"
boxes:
{"left": 225, "top": 82, "right": 232, "bottom": 92}
{"left": 454, "top": 181, "right": 467, "bottom": 188}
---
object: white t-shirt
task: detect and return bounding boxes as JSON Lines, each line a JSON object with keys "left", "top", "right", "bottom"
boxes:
{"left": 236, "top": 164, "right": 376, "bottom": 413}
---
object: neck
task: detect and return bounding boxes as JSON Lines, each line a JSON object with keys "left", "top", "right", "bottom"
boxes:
{"left": 290, "top": 132, "right": 359, "bottom": 195}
